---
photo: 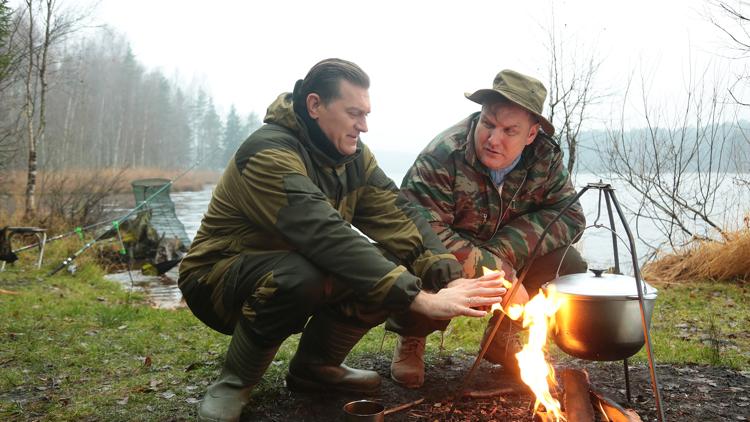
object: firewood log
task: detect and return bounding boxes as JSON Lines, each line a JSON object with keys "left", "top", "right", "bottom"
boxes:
{"left": 561, "top": 369, "right": 595, "bottom": 422}
{"left": 590, "top": 387, "right": 643, "bottom": 422}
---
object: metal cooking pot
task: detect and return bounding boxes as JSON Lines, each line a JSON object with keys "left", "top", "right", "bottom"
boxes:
{"left": 543, "top": 269, "right": 658, "bottom": 361}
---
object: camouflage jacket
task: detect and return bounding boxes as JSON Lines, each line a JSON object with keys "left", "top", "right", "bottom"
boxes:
{"left": 401, "top": 112, "right": 585, "bottom": 278}
{"left": 179, "top": 93, "right": 462, "bottom": 312}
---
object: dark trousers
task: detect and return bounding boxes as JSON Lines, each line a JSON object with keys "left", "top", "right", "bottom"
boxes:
{"left": 386, "top": 246, "right": 588, "bottom": 337}
{"left": 179, "top": 251, "right": 390, "bottom": 348}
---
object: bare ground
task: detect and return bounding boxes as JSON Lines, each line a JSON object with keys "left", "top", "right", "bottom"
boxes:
{"left": 239, "top": 354, "right": 750, "bottom": 422}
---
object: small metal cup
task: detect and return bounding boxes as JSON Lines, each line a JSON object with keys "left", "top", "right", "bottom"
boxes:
{"left": 343, "top": 400, "right": 385, "bottom": 421}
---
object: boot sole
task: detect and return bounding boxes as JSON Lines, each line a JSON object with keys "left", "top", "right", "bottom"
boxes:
{"left": 389, "top": 369, "right": 424, "bottom": 389}
{"left": 285, "top": 372, "right": 381, "bottom": 395}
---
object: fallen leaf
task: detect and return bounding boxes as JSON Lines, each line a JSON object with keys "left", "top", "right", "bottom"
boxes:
{"left": 143, "top": 356, "right": 152, "bottom": 368}
{"left": 185, "top": 397, "right": 200, "bottom": 404}
{"left": 117, "top": 396, "right": 129, "bottom": 405}
{"left": 161, "top": 391, "right": 175, "bottom": 399}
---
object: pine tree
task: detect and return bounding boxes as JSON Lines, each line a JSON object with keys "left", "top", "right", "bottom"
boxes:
{"left": 222, "top": 105, "right": 242, "bottom": 166}
{"left": 200, "top": 98, "right": 223, "bottom": 169}
{"left": 0, "top": 0, "right": 11, "bottom": 78}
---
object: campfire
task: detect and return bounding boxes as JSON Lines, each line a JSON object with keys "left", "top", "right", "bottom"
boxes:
{"left": 478, "top": 267, "right": 644, "bottom": 421}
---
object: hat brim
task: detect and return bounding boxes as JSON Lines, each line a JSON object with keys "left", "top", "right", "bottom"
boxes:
{"left": 465, "top": 89, "right": 555, "bottom": 136}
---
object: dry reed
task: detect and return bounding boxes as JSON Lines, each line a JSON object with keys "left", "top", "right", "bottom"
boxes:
{"left": 1, "top": 167, "right": 220, "bottom": 195}
{"left": 1, "top": 167, "right": 219, "bottom": 229}
{"left": 643, "top": 229, "right": 750, "bottom": 283}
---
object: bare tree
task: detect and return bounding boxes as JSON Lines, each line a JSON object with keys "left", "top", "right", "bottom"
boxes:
{"left": 602, "top": 67, "right": 747, "bottom": 257}
{"left": 706, "top": 0, "right": 750, "bottom": 104}
{"left": 704, "top": 0, "right": 750, "bottom": 207}
{"left": 544, "top": 10, "right": 605, "bottom": 175}
{"left": 19, "top": 0, "right": 86, "bottom": 219}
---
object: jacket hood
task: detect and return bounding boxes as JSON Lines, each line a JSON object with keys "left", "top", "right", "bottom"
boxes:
{"left": 263, "top": 92, "right": 300, "bottom": 133}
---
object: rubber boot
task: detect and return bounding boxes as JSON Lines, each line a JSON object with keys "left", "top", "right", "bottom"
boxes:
{"left": 198, "top": 325, "right": 280, "bottom": 422}
{"left": 286, "top": 314, "right": 381, "bottom": 394}
{"left": 390, "top": 336, "right": 426, "bottom": 388}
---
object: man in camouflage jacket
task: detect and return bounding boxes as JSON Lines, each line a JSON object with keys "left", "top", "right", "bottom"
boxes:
{"left": 389, "top": 69, "right": 587, "bottom": 388}
{"left": 178, "top": 59, "right": 508, "bottom": 422}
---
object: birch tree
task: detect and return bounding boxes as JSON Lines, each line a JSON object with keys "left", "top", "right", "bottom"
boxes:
{"left": 20, "top": 0, "right": 84, "bottom": 219}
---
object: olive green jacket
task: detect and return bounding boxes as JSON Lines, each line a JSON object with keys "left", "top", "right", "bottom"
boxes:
{"left": 179, "top": 93, "right": 462, "bottom": 311}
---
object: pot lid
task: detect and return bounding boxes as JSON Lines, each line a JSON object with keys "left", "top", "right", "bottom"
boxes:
{"left": 546, "top": 269, "right": 658, "bottom": 298}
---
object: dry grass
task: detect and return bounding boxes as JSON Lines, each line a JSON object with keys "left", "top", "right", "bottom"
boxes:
{"left": 643, "top": 228, "right": 750, "bottom": 283}
{"left": 1, "top": 167, "right": 219, "bottom": 229}
{"left": 1, "top": 167, "right": 220, "bottom": 196}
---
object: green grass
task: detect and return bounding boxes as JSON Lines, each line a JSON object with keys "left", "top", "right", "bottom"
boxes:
{"left": 639, "top": 281, "right": 750, "bottom": 367}
{"left": 1, "top": 250, "right": 748, "bottom": 420}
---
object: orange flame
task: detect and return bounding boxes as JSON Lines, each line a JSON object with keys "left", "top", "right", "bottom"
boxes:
{"left": 482, "top": 267, "right": 565, "bottom": 421}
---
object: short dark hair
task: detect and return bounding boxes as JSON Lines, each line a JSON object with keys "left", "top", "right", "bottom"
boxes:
{"left": 299, "top": 58, "right": 370, "bottom": 105}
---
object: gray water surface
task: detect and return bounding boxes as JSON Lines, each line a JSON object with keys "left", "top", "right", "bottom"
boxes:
{"left": 108, "top": 174, "right": 749, "bottom": 307}
{"left": 104, "top": 186, "right": 212, "bottom": 309}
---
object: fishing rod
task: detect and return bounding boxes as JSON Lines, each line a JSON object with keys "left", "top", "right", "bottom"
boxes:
{"left": 12, "top": 219, "right": 116, "bottom": 254}
{"left": 48, "top": 161, "right": 203, "bottom": 276}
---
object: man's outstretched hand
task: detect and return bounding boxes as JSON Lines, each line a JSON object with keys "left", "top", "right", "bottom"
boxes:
{"left": 409, "top": 272, "right": 508, "bottom": 320}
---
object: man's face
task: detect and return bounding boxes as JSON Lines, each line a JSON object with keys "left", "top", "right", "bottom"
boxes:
{"left": 307, "top": 80, "right": 370, "bottom": 156}
{"left": 473, "top": 102, "right": 539, "bottom": 170}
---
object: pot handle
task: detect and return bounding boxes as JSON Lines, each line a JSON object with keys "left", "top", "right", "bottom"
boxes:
{"left": 590, "top": 269, "right": 605, "bottom": 277}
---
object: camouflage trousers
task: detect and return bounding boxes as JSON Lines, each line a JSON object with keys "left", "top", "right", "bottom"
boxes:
{"left": 386, "top": 246, "right": 588, "bottom": 337}
{"left": 179, "top": 251, "right": 391, "bottom": 348}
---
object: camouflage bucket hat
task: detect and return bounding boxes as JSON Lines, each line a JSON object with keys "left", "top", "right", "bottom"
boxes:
{"left": 465, "top": 69, "right": 555, "bottom": 135}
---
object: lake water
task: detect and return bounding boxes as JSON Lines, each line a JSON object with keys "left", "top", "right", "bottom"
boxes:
{"left": 115, "top": 172, "right": 745, "bottom": 308}
{"left": 171, "top": 172, "right": 750, "bottom": 275}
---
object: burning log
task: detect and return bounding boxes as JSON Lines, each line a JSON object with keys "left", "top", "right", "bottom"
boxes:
{"left": 561, "top": 369, "right": 595, "bottom": 422}
{"left": 590, "top": 387, "right": 643, "bottom": 422}
{"left": 532, "top": 368, "right": 643, "bottom": 421}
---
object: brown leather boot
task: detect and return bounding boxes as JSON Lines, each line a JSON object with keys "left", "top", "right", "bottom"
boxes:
{"left": 286, "top": 314, "right": 381, "bottom": 394}
{"left": 481, "top": 314, "right": 523, "bottom": 376}
{"left": 198, "top": 325, "right": 280, "bottom": 422}
{"left": 390, "top": 336, "right": 426, "bottom": 388}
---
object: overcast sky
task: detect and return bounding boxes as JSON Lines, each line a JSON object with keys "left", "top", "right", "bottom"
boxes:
{"left": 92, "top": 0, "right": 744, "bottom": 153}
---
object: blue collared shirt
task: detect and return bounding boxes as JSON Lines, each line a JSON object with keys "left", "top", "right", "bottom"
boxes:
{"left": 489, "top": 155, "right": 521, "bottom": 187}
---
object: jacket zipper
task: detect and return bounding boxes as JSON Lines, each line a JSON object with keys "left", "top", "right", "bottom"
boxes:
{"left": 488, "top": 172, "right": 527, "bottom": 241}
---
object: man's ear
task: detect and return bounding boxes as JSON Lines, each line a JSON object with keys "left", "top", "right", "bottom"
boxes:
{"left": 526, "top": 123, "right": 539, "bottom": 145}
{"left": 306, "top": 93, "right": 322, "bottom": 119}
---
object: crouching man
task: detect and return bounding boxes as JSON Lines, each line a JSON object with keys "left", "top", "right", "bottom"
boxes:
{"left": 178, "top": 58, "right": 509, "bottom": 421}
{"left": 389, "top": 69, "right": 587, "bottom": 388}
